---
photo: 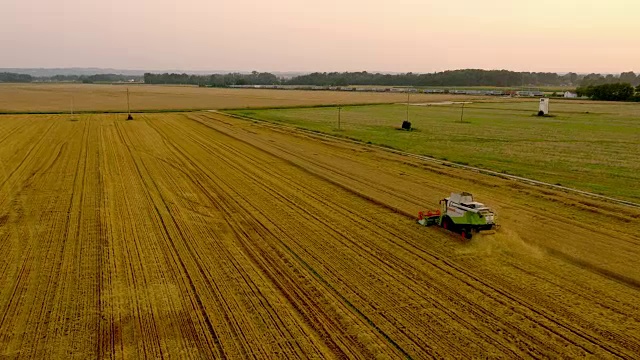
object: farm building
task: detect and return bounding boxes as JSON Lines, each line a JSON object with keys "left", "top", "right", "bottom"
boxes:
{"left": 516, "top": 90, "right": 544, "bottom": 97}
{"left": 564, "top": 91, "right": 578, "bottom": 98}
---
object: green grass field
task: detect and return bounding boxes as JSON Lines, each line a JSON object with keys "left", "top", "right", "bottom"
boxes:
{"left": 229, "top": 100, "right": 640, "bottom": 202}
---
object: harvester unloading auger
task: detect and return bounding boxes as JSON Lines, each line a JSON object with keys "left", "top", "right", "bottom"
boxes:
{"left": 417, "top": 192, "right": 498, "bottom": 240}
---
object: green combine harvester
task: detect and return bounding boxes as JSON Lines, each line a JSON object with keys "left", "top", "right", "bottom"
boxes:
{"left": 417, "top": 192, "right": 498, "bottom": 240}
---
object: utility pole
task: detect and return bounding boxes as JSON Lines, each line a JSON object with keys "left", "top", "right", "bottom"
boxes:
{"left": 406, "top": 92, "right": 410, "bottom": 121}
{"left": 126, "top": 88, "right": 133, "bottom": 120}
{"left": 460, "top": 102, "right": 465, "bottom": 123}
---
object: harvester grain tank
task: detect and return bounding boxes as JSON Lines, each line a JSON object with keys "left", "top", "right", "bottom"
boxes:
{"left": 417, "top": 192, "right": 497, "bottom": 239}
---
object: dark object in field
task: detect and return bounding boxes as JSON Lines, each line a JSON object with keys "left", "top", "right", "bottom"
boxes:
{"left": 401, "top": 120, "right": 412, "bottom": 130}
{"left": 537, "top": 110, "right": 545, "bottom": 116}
{"left": 127, "top": 114, "right": 134, "bottom": 120}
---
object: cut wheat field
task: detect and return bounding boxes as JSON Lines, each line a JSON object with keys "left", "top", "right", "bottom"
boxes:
{"left": 0, "top": 84, "right": 484, "bottom": 113}
{"left": 0, "top": 112, "right": 638, "bottom": 358}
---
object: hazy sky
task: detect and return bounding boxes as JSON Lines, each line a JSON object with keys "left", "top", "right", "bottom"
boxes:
{"left": 2, "top": 0, "right": 639, "bottom": 73}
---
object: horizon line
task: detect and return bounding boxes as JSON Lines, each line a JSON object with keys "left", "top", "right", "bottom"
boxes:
{"left": 0, "top": 67, "right": 633, "bottom": 76}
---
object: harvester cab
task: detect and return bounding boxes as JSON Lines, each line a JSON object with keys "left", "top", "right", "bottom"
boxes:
{"left": 418, "top": 192, "right": 497, "bottom": 240}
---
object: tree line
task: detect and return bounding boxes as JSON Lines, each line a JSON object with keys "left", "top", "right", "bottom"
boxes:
{"left": 3, "top": 69, "right": 640, "bottom": 94}
{"left": 142, "top": 71, "right": 278, "bottom": 87}
{"left": 580, "top": 72, "right": 640, "bottom": 87}
{"left": 143, "top": 70, "right": 581, "bottom": 87}
{"left": 142, "top": 70, "right": 640, "bottom": 88}
{"left": 576, "top": 83, "right": 640, "bottom": 101}
{"left": 0, "top": 73, "right": 143, "bottom": 83}
{"left": 0, "top": 72, "right": 33, "bottom": 83}
{"left": 287, "top": 70, "right": 579, "bottom": 87}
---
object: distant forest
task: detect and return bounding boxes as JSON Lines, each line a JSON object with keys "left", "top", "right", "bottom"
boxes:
{"left": 0, "top": 73, "right": 143, "bottom": 83}
{"left": 2, "top": 69, "right": 640, "bottom": 88}
{"left": 143, "top": 70, "right": 640, "bottom": 88}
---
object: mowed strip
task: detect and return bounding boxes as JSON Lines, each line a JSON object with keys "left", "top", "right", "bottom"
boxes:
{"left": 0, "top": 113, "right": 638, "bottom": 358}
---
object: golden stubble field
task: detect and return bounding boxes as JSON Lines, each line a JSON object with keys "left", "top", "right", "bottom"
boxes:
{"left": 0, "top": 84, "right": 483, "bottom": 113}
{"left": 0, "top": 112, "right": 638, "bottom": 358}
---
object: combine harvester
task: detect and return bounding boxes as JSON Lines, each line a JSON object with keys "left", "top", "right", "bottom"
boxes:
{"left": 417, "top": 192, "right": 498, "bottom": 240}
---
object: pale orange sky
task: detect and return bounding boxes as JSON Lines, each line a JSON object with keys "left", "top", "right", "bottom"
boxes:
{"left": 2, "top": 0, "right": 639, "bottom": 73}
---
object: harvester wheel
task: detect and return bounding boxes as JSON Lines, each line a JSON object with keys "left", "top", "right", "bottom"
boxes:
{"left": 442, "top": 218, "right": 449, "bottom": 230}
{"left": 462, "top": 230, "right": 472, "bottom": 240}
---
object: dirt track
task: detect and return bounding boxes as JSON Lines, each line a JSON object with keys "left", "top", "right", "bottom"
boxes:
{"left": 1, "top": 113, "right": 639, "bottom": 358}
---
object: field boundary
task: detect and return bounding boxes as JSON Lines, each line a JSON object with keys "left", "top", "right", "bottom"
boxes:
{"left": 0, "top": 102, "right": 405, "bottom": 115}
{"left": 0, "top": 109, "right": 204, "bottom": 115}
{"left": 216, "top": 110, "right": 640, "bottom": 209}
